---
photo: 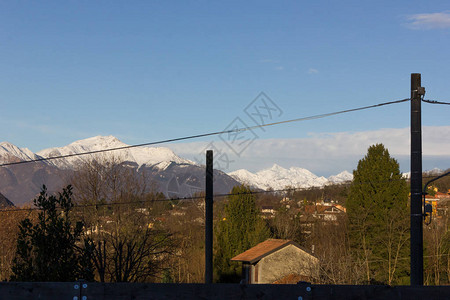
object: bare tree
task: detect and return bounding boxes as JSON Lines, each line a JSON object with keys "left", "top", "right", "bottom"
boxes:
{"left": 71, "top": 155, "right": 174, "bottom": 282}
{"left": 424, "top": 204, "right": 450, "bottom": 285}
{"left": 0, "top": 208, "right": 36, "bottom": 280}
{"left": 309, "top": 215, "right": 366, "bottom": 285}
{"left": 270, "top": 206, "right": 303, "bottom": 244}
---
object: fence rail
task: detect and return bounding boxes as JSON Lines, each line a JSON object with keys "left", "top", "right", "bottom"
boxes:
{"left": 0, "top": 282, "right": 449, "bottom": 300}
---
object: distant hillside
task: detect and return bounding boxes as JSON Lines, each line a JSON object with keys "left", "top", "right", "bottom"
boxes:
{"left": 0, "top": 136, "right": 240, "bottom": 205}
{"left": 0, "top": 192, "right": 14, "bottom": 208}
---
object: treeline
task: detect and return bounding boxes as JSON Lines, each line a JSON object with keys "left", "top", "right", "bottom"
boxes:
{"left": 0, "top": 148, "right": 449, "bottom": 285}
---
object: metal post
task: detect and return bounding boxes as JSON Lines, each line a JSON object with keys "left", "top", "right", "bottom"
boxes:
{"left": 410, "top": 73, "right": 423, "bottom": 285}
{"left": 205, "top": 150, "right": 213, "bottom": 283}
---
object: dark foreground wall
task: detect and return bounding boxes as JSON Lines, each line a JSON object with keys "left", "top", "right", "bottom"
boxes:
{"left": 0, "top": 282, "right": 450, "bottom": 300}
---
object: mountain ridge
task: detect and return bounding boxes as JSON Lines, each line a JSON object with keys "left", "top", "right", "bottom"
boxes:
{"left": 0, "top": 141, "right": 41, "bottom": 164}
{"left": 229, "top": 164, "right": 353, "bottom": 190}
{"left": 37, "top": 135, "right": 194, "bottom": 170}
{"left": 3, "top": 135, "right": 442, "bottom": 205}
{"left": 0, "top": 136, "right": 235, "bottom": 205}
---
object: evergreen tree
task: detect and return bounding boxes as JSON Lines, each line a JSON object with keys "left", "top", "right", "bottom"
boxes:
{"left": 214, "top": 185, "right": 270, "bottom": 282}
{"left": 10, "top": 185, "right": 94, "bottom": 281}
{"left": 347, "top": 144, "right": 409, "bottom": 285}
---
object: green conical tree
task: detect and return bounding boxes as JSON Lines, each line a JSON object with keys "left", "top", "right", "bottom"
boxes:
{"left": 347, "top": 144, "right": 409, "bottom": 285}
{"left": 10, "top": 185, "right": 94, "bottom": 282}
{"left": 214, "top": 185, "right": 270, "bottom": 282}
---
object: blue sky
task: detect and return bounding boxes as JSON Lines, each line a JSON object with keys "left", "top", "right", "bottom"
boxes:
{"left": 1, "top": 1, "right": 449, "bottom": 175}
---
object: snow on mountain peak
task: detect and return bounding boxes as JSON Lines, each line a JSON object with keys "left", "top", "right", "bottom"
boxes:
{"left": 229, "top": 165, "right": 329, "bottom": 191}
{"left": 270, "top": 163, "right": 284, "bottom": 171}
{"left": 229, "top": 165, "right": 355, "bottom": 191}
{"left": 327, "top": 170, "right": 353, "bottom": 183}
{"left": 0, "top": 141, "right": 38, "bottom": 163}
{"left": 37, "top": 135, "right": 192, "bottom": 170}
{"left": 69, "top": 135, "right": 123, "bottom": 148}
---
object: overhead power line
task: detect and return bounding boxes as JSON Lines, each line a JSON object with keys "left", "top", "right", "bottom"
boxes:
{"left": 1, "top": 171, "right": 447, "bottom": 214}
{"left": 0, "top": 186, "right": 314, "bottom": 213}
{"left": 422, "top": 99, "right": 450, "bottom": 105}
{"left": 0, "top": 98, "right": 411, "bottom": 167}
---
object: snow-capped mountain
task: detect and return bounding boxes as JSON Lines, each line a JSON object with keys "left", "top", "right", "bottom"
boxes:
{"left": 0, "top": 142, "right": 41, "bottom": 164}
{"left": 37, "top": 135, "right": 194, "bottom": 170}
{"left": 327, "top": 170, "right": 354, "bottom": 184}
{"left": 403, "top": 167, "right": 443, "bottom": 179}
{"left": 0, "top": 136, "right": 238, "bottom": 205}
{"left": 0, "top": 141, "right": 70, "bottom": 206}
{"left": 229, "top": 164, "right": 353, "bottom": 191}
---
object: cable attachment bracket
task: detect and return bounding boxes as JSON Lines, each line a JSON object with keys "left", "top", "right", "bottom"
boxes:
{"left": 416, "top": 87, "right": 426, "bottom": 96}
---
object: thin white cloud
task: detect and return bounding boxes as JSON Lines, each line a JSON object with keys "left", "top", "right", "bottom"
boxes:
{"left": 405, "top": 11, "right": 450, "bottom": 29}
{"left": 275, "top": 66, "right": 284, "bottom": 71}
{"left": 308, "top": 68, "right": 319, "bottom": 74}
{"left": 168, "top": 126, "right": 450, "bottom": 175}
{"left": 10, "top": 120, "right": 57, "bottom": 135}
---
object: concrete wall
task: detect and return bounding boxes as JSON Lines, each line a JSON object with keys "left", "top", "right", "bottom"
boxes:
{"left": 256, "top": 244, "right": 319, "bottom": 284}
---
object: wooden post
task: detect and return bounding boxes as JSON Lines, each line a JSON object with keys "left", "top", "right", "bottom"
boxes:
{"left": 410, "top": 73, "right": 423, "bottom": 285}
{"left": 205, "top": 150, "right": 213, "bottom": 283}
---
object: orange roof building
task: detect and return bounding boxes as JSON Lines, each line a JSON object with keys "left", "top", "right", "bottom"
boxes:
{"left": 231, "top": 239, "right": 318, "bottom": 284}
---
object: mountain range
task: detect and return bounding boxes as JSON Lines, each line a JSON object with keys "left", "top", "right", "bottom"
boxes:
{"left": 0, "top": 136, "right": 239, "bottom": 205}
{"left": 0, "top": 136, "right": 353, "bottom": 205}
{"left": 229, "top": 165, "right": 353, "bottom": 191}
{"left": 36, "top": 136, "right": 194, "bottom": 170}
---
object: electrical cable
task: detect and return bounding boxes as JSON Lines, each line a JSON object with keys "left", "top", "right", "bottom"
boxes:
{"left": 422, "top": 99, "right": 450, "bottom": 105}
{"left": 2, "top": 96, "right": 448, "bottom": 211}
{"left": 0, "top": 98, "right": 411, "bottom": 167}
{"left": 0, "top": 171, "right": 447, "bottom": 213}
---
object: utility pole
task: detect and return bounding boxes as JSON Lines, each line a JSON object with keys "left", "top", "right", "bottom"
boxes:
{"left": 205, "top": 150, "right": 213, "bottom": 284}
{"left": 410, "top": 73, "right": 424, "bottom": 285}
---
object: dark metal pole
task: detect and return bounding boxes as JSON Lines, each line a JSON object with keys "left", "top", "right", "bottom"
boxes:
{"left": 205, "top": 150, "right": 213, "bottom": 283}
{"left": 410, "top": 73, "right": 423, "bottom": 285}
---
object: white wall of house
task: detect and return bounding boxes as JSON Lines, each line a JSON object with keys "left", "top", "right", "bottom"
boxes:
{"left": 255, "top": 245, "right": 318, "bottom": 284}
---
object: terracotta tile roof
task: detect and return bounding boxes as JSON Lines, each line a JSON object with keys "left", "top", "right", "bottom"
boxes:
{"left": 334, "top": 204, "right": 347, "bottom": 213}
{"left": 304, "top": 205, "right": 327, "bottom": 214}
{"left": 231, "top": 239, "right": 292, "bottom": 264}
{"left": 436, "top": 192, "right": 450, "bottom": 198}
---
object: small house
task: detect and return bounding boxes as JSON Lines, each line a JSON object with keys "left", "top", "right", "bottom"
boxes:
{"left": 261, "top": 206, "right": 275, "bottom": 218}
{"left": 304, "top": 204, "right": 345, "bottom": 222}
{"left": 231, "top": 239, "right": 319, "bottom": 284}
